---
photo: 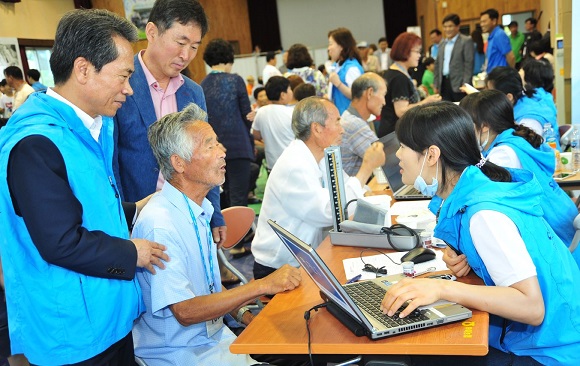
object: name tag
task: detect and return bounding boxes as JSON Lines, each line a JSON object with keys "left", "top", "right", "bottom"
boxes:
{"left": 206, "top": 316, "right": 224, "bottom": 337}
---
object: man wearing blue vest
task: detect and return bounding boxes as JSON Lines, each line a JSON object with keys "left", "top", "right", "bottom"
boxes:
{"left": 0, "top": 9, "right": 168, "bottom": 365}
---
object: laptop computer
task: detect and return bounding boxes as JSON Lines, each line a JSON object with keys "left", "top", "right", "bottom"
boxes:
{"left": 375, "top": 132, "right": 432, "bottom": 200}
{"left": 268, "top": 220, "right": 472, "bottom": 340}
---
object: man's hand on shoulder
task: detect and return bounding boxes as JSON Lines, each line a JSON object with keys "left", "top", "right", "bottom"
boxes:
{"left": 132, "top": 238, "right": 169, "bottom": 274}
{"left": 260, "top": 264, "right": 301, "bottom": 295}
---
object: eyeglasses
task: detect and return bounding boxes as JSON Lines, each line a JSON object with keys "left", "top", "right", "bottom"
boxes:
{"left": 411, "top": 49, "right": 422, "bottom": 54}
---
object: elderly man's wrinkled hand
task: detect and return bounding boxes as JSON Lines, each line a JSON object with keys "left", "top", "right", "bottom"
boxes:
{"left": 262, "top": 264, "right": 302, "bottom": 294}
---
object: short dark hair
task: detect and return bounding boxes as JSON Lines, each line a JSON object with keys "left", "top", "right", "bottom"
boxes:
{"left": 378, "top": 37, "right": 387, "bottom": 44}
{"left": 3, "top": 66, "right": 23, "bottom": 80}
{"left": 485, "top": 66, "right": 524, "bottom": 103}
{"left": 460, "top": 90, "right": 542, "bottom": 148}
{"left": 203, "top": 38, "right": 234, "bottom": 66}
{"left": 390, "top": 32, "right": 422, "bottom": 62}
{"left": 286, "top": 44, "right": 313, "bottom": 69}
{"left": 328, "top": 27, "right": 361, "bottom": 66}
{"left": 294, "top": 83, "right": 316, "bottom": 101}
{"left": 442, "top": 14, "right": 460, "bottom": 26}
{"left": 0, "top": 79, "right": 7, "bottom": 87}
{"left": 429, "top": 29, "right": 442, "bottom": 36}
{"left": 480, "top": 8, "right": 499, "bottom": 20}
{"left": 508, "top": 21, "right": 518, "bottom": 28}
{"left": 266, "top": 51, "right": 276, "bottom": 62}
{"left": 50, "top": 9, "right": 137, "bottom": 85}
{"left": 521, "top": 57, "right": 554, "bottom": 93}
{"left": 265, "top": 76, "right": 290, "bottom": 101}
{"left": 148, "top": 0, "right": 208, "bottom": 37}
{"left": 525, "top": 17, "right": 537, "bottom": 26}
{"left": 317, "top": 64, "right": 326, "bottom": 74}
{"left": 396, "top": 102, "right": 511, "bottom": 191}
{"left": 26, "top": 69, "right": 41, "bottom": 81}
{"left": 253, "top": 86, "right": 265, "bottom": 100}
{"left": 423, "top": 57, "right": 435, "bottom": 67}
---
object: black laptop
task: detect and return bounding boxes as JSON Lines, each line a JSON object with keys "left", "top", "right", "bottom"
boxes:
{"left": 375, "top": 132, "right": 432, "bottom": 200}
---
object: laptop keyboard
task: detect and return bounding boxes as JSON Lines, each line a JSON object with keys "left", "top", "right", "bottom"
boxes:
{"left": 344, "top": 281, "right": 428, "bottom": 328}
{"left": 401, "top": 186, "right": 423, "bottom": 196}
{"left": 373, "top": 167, "right": 388, "bottom": 185}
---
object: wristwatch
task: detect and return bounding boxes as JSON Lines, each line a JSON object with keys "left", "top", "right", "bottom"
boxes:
{"left": 236, "top": 306, "right": 251, "bottom": 323}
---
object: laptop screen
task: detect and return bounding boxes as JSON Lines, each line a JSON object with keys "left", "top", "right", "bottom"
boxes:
{"left": 268, "top": 220, "right": 364, "bottom": 321}
{"left": 378, "top": 132, "right": 404, "bottom": 192}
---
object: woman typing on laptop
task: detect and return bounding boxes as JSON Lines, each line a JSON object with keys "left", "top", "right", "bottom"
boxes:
{"left": 380, "top": 102, "right": 580, "bottom": 365}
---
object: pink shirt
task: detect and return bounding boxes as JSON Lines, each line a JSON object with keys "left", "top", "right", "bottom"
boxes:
{"left": 138, "top": 50, "right": 184, "bottom": 190}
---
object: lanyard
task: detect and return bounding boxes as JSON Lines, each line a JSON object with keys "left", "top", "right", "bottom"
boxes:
{"left": 394, "top": 62, "right": 413, "bottom": 82}
{"left": 183, "top": 193, "right": 215, "bottom": 293}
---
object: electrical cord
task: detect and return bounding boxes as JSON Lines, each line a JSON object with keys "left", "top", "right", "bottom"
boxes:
{"left": 359, "top": 248, "right": 401, "bottom": 277}
{"left": 304, "top": 302, "right": 329, "bottom": 366}
{"left": 380, "top": 223, "right": 421, "bottom": 251}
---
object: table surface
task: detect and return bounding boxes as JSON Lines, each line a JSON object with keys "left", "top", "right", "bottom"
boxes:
{"left": 231, "top": 186, "right": 490, "bottom": 357}
{"left": 556, "top": 171, "right": 580, "bottom": 189}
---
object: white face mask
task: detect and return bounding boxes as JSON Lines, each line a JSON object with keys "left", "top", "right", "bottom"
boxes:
{"left": 478, "top": 129, "right": 490, "bottom": 152}
{"left": 413, "top": 153, "right": 439, "bottom": 196}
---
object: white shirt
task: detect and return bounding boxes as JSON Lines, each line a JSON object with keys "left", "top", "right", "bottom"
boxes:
{"left": 486, "top": 144, "right": 523, "bottom": 169}
{"left": 46, "top": 88, "right": 103, "bottom": 142}
{"left": 252, "top": 103, "right": 295, "bottom": 169}
{"left": 470, "top": 210, "right": 536, "bottom": 287}
{"left": 0, "top": 93, "right": 13, "bottom": 118}
{"left": 12, "top": 83, "right": 35, "bottom": 111}
{"left": 517, "top": 118, "right": 543, "bottom": 136}
{"left": 262, "top": 64, "right": 282, "bottom": 85}
{"left": 252, "top": 139, "right": 367, "bottom": 269}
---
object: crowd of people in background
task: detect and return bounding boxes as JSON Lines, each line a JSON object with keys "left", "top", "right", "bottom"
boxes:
{"left": 1, "top": 1, "right": 578, "bottom": 366}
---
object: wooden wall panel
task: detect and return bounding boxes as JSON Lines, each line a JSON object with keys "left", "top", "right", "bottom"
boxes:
{"left": 91, "top": 0, "right": 252, "bottom": 83}
{"left": 416, "top": 0, "right": 541, "bottom": 52}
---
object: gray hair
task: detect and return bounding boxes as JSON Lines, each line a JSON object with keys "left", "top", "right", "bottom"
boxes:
{"left": 351, "top": 72, "right": 383, "bottom": 100}
{"left": 292, "top": 96, "right": 329, "bottom": 141}
{"left": 147, "top": 103, "right": 208, "bottom": 181}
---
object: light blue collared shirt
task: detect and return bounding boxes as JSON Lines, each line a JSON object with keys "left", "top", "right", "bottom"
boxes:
{"left": 443, "top": 33, "right": 459, "bottom": 76}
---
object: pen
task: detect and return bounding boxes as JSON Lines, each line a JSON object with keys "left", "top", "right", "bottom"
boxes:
{"left": 346, "top": 274, "right": 362, "bottom": 284}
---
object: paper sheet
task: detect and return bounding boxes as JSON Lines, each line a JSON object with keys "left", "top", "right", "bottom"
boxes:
{"left": 343, "top": 250, "right": 448, "bottom": 281}
{"left": 389, "top": 200, "right": 431, "bottom": 215}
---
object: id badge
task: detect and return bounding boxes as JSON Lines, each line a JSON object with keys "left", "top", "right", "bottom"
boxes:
{"left": 206, "top": 316, "right": 224, "bottom": 337}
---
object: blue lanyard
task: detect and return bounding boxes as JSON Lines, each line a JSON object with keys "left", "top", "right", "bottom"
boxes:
{"left": 394, "top": 62, "right": 413, "bottom": 81}
{"left": 182, "top": 193, "right": 215, "bottom": 293}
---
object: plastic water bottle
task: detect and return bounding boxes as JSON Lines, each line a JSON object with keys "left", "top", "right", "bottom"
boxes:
{"left": 544, "top": 123, "right": 563, "bottom": 174}
{"left": 571, "top": 126, "right": 580, "bottom": 172}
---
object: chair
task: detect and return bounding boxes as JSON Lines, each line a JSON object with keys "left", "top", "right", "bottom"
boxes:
{"left": 218, "top": 206, "right": 264, "bottom": 308}
{"left": 570, "top": 213, "right": 580, "bottom": 254}
{"left": 560, "top": 124, "right": 572, "bottom": 151}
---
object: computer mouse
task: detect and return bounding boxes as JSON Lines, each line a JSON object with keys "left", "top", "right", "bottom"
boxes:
{"left": 401, "top": 247, "right": 436, "bottom": 264}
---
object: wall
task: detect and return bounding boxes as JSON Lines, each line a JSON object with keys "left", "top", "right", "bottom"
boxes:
{"left": 0, "top": 0, "right": 75, "bottom": 39}
{"left": 276, "top": 0, "right": 385, "bottom": 50}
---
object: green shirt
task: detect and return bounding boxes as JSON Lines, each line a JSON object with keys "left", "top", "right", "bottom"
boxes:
{"left": 510, "top": 32, "right": 525, "bottom": 63}
{"left": 422, "top": 69, "right": 435, "bottom": 95}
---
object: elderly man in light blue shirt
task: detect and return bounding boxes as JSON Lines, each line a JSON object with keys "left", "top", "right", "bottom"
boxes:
{"left": 132, "top": 103, "right": 301, "bottom": 365}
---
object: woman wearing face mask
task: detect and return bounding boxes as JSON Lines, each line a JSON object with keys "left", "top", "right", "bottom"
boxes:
{"left": 459, "top": 90, "right": 578, "bottom": 256}
{"left": 380, "top": 101, "right": 580, "bottom": 366}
